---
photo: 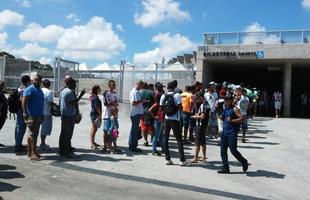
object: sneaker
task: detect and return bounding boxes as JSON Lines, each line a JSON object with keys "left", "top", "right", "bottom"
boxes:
{"left": 179, "top": 160, "right": 191, "bottom": 167}
{"left": 241, "top": 139, "right": 246, "bottom": 143}
{"left": 242, "top": 159, "right": 249, "bottom": 172}
{"left": 152, "top": 151, "right": 162, "bottom": 156}
{"left": 143, "top": 142, "right": 149, "bottom": 147}
{"left": 165, "top": 160, "right": 174, "bottom": 165}
{"left": 40, "top": 144, "right": 51, "bottom": 151}
{"left": 217, "top": 168, "right": 230, "bottom": 174}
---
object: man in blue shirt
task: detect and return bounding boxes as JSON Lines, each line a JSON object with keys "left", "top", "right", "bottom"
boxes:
{"left": 59, "top": 78, "right": 80, "bottom": 158}
{"left": 22, "top": 75, "right": 44, "bottom": 160}
{"left": 218, "top": 95, "right": 248, "bottom": 174}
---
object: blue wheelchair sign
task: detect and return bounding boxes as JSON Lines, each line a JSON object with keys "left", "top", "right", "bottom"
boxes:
{"left": 256, "top": 51, "right": 264, "bottom": 59}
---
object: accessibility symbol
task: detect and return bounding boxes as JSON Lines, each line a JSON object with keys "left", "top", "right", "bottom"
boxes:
{"left": 256, "top": 51, "right": 264, "bottom": 59}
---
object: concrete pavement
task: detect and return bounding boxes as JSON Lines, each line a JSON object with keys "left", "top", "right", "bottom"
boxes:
{"left": 1, "top": 99, "right": 310, "bottom": 200}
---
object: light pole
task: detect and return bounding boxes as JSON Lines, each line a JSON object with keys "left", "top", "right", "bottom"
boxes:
{"left": 155, "top": 63, "right": 158, "bottom": 84}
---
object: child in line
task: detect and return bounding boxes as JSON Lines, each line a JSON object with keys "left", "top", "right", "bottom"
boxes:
{"left": 109, "top": 107, "right": 120, "bottom": 153}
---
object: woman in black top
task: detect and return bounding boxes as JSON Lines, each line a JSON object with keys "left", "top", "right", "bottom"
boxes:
{"left": 89, "top": 85, "right": 102, "bottom": 149}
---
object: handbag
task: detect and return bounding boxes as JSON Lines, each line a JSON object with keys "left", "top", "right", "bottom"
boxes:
{"left": 74, "top": 112, "right": 82, "bottom": 124}
{"left": 93, "top": 117, "right": 102, "bottom": 128}
{"left": 51, "top": 104, "right": 61, "bottom": 117}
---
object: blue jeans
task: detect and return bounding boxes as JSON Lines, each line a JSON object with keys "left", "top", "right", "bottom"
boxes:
{"left": 220, "top": 133, "right": 246, "bottom": 169}
{"left": 129, "top": 114, "right": 142, "bottom": 151}
{"left": 152, "top": 119, "right": 163, "bottom": 153}
{"left": 15, "top": 110, "right": 26, "bottom": 147}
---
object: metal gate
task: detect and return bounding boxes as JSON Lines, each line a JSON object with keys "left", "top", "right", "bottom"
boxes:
{"left": 53, "top": 57, "right": 80, "bottom": 96}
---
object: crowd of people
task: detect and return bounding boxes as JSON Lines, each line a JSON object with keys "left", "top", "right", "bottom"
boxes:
{"left": 1, "top": 74, "right": 283, "bottom": 173}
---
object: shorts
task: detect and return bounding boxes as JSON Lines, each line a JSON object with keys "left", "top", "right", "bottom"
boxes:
{"left": 41, "top": 115, "right": 53, "bottom": 136}
{"left": 242, "top": 115, "right": 248, "bottom": 130}
{"left": 26, "top": 116, "right": 41, "bottom": 138}
{"left": 90, "top": 114, "right": 99, "bottom": 123}
{"left": 103, "top": 119, "right": 111, "bottom": 133}
{"left": 274, "top": 101, "right": 281, "bottom": 110}
{"left": 182, "top": 111, "right": 191, "bottom": 129}
{"left": 195, "top": 125, "right": 206, "bottom": 146}
{"left": 140, "top": 117, "right": 153, "bottom": 134}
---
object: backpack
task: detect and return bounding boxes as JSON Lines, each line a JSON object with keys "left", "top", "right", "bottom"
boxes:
{"left": 8, "top": 89, "right": 20, "bottom": 114}
{"left": 103, "top": 90, "right": 109, "bottom": 106}
{"left": 162, "top": 93, "right": 178, "bottom": 116}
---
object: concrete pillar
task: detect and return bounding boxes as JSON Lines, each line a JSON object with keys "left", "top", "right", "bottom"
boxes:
{"left": 283, "top": 63, "right": 292, "bottom": 117}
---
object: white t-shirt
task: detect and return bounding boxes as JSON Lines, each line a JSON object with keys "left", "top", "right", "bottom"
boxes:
{"left": 273, "top": 92, "right": 282, "bottom": 103}
{"left": 102, "top": 90, "right": 119, "bottom": 119}
{"left": 129, "top": 88, "right": 144, "bottom": 117}
{"left": 237, "top": 95, "right": 249, "bottom": 116}
{"left": 204, "top": 92, "right": 218, "bottom": 112}
{"left": 160, "top": 92, "right": 181, "bottom": 121}
{"left": 42, "top": 87, "right": 53, "bottom": 116}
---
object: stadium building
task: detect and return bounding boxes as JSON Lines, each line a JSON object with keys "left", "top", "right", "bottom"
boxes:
{"left": 196, "top": 30, "right": 310, "bottom": 117}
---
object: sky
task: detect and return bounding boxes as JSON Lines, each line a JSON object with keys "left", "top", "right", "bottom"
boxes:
{"left": 1, "top": 0, "right": 310, "bottom": 69}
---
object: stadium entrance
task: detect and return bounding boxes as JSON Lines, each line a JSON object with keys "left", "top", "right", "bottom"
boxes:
{"left": 196, "top": 30, "right": 310, "bottom": 117}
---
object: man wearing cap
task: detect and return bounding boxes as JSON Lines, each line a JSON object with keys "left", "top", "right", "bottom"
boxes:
{"left": 218, "top": 95, "right": 248, "bottom": 174}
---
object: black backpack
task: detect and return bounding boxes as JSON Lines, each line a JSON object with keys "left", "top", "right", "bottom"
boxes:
{"left": 8, "top": 89, "right": 20, "bottom": 114}
{"left": 162, "top": 93, "right": 178, "bottom": 116}
{"left": 103, "top": 90, "right": 109, "bottom": 106}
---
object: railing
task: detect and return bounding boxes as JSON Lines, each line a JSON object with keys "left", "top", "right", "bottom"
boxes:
{"left": 204, "top": 30, "right": 310, "bottom": 45}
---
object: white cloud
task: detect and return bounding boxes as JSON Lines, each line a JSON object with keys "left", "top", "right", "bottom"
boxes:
{"left": 116, "top": 24, "right": 124, "bottom": 32}
{"left": 302, "top": 0, "right": 310, "bottom": 9}
{"left": 38, "top": 57, "right": 52, "bottom": 64}
{"left": 0, "top": 32, "right": 9, "bottom": 46}
{"left": 19, "top": 23, "right": 65, "bottom": 43}
{"left": 57, "top": 16, "right": 125, "bottom": 61}
{"left": 13, "top": 43, "right": 49, "bottom": 60}
{"left": 133, "top": 32, "right": 194, "bottom": 64}
{"left": 242, "top": 22, "right": 280, "bottom": 44}
{"left": 134, "top": 0, "right": 190, "bottom": 28}
{"left": 20, "top": 0, "right": 31, "bottom": 8}
{"left": 0, "top": 9, "right": 24, "bottom": 30}
{"left": 66, "top": 13, "right": 80, "bottom": 22}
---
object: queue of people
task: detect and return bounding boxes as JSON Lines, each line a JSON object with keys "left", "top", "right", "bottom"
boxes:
{"left": 0, "top": 75, "right": 255, "bottom": 174}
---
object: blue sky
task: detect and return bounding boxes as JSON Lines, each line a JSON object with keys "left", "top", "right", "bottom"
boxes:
{"left": 1, "top": 0, "right": 310, "bottom": 69}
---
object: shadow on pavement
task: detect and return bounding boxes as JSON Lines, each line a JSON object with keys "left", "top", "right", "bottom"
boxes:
{"left": 0, "top": 164, "right": 24, "bottom": 193}
{"left": 50, "top": 161, "right": 268, "bottom": 200}
{"left": 231, "top": 170, "right": 286, "bottom": 179}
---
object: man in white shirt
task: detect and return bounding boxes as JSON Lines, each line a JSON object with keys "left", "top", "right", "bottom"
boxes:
{"left": 273, "top": 91, "right": 282, "bottom": 118}
{"left": 237, "top": 88, "right": 249, "bottom": 143}
{"left": 160, "top": 82, "right": 190, "bottom": 167}
{"left": 128, "top": 80, "right": 144, "bottom": 152}
{"left": 40, "top": 79, "right": 54, "bottom": 151}
{"left": 204, "top": 83, "right": 219, "bottom": 138}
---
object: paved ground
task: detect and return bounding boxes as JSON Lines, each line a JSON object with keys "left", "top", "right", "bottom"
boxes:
{"left": 1, "top": 98, "right": 310, "bottom": 200}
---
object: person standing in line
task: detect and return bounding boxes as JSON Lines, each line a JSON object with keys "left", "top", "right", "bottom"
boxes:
{"left": 22, "top": 75, "right": 44, "bottom": 160}
{"left": 160, "top": 82, "right": 191, "bottom": 166}
{"left": 191, "top": 91, "right": 210, "bottom": 163}
{"left": 218, "top": 95, "right": 248, "bottom": 174}
{"left": 102, "top": 80, "right": 119, "bottom": 152}
{"left": 128, "top": 80, "right": 144, "bottom": 152}
{"left": 59, "top": 78, "right": 79, "bottom": 158}
{"left": 237, "top": 88, "right": 250, "bottom": 143}
{"left": 140, "top": 82, "right": 155, "bottom": 146}
{"left": 204, "top": 82, "right": 219, "bottom": 139}
{"left": 14, "top": 75, "right": 31, "bottom": 151}
{"left": 0, "top": 81, "right": 8, "bottom": 146}
{"left": 149, "top": 93, "right": 164, "bottom": 156}
{"left": 273, "top": 90, "right": 282, "bottom": 118}
{"left": 40, "top": 79, "right": 54, "bottom": 151}
{"left": 301, "top": 91, "right": 308, "bottom": 117}
{"left": 89, "top": 85, "right": 102, "bottom": 149}
{"left": 180, "top": 86, "right": 194, "bottom": 144}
